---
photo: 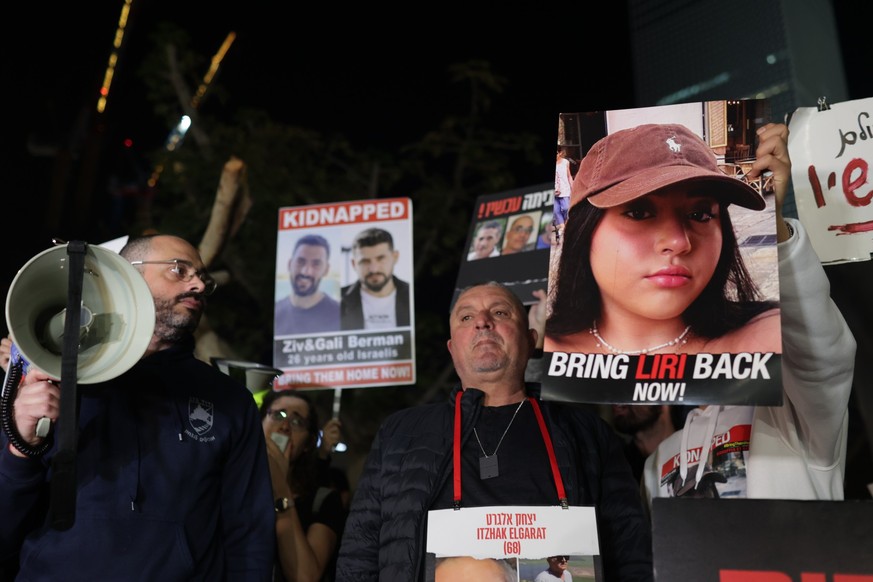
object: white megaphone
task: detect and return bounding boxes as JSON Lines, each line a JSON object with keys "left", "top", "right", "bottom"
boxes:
{"left": 5, "top": 242, "right": 156, "bottom": 383}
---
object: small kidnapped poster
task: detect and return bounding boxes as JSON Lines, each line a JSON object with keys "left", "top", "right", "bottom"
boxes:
{"left": 541, "top": 100, "right": 783, "bottom": 406}
{"left": 272, "top": 197, "right": 416, "bottom": 390}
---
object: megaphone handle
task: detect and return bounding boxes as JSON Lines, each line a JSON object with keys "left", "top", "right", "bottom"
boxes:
{"left": 49, "top": 240, "right": 87, "bottom": 532}
{"left": 0, "top": 360, "right": 53, "bottom": 457}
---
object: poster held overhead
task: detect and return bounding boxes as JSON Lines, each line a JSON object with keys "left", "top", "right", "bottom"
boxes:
{"left": 542, "top": 100, "right": 783, "bottom": 406}
{"left": 273, "top": 198, "right": 415, "bottom": 390}
{"left": 788, "top": 96, "right": 873, "bottom": 264}
{"left": 453, "top": 183, "right": 555, "bottom": 308}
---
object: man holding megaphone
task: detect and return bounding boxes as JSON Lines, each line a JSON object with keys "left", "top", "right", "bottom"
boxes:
{"left": 0, "top": 234, "right": 276, "bottom": 580}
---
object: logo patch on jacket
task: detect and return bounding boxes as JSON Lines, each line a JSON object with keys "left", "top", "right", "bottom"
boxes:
{"left": 189, "top": 397, "right": 214, "bottom": 436}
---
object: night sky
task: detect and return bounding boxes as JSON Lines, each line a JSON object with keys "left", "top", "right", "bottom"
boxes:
{"left": 2, "top": 0, "right": 870, "bottom": 321}
{"left": 5, "top": 3, "right": 634, "bottom": 277}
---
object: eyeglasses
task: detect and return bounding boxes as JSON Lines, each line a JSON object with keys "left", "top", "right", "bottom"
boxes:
{"left": 511, "top": 226, "right": 534, "bottom": 235}
{"left": 130, "top": 259, "right": 217, "bottom": 296}
{"left": 268, "top": 409, "right": 308, "bottom": 431}
{"left": 550, "top": 556, "right": 570, "bottom": 562}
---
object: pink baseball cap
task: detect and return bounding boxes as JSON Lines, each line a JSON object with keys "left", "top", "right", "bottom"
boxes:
{"left": 570, "top": 123, "right": 765, "bottom": 211}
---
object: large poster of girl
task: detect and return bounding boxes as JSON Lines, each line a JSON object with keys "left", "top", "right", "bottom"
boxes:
{"left": 542, "top": 100, "right": 782, "bottom": 405}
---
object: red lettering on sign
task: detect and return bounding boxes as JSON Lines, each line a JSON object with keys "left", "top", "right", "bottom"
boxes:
{"left": 806, "top": 158, "right": 872, "bottom": 209}
{"left": 843, "top": 158, "right": 872, "bottom": 207}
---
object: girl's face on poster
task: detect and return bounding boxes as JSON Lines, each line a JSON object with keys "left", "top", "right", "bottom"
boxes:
{"left": 590, "top": 186, "right": 723, "bottom": 322}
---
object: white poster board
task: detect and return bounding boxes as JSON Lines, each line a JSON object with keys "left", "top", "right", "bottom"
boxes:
{"left": 272, "top": 198, "right": 416, "bottom": 389}
{"left": 789, "top": 97, "right": 873, "bottom": 264}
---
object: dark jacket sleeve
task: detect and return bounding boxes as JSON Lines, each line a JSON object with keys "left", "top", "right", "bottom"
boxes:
{"left": 0, "top": 438, "right": 49, "bottom": 570}
{"left": 594, "top": 421, "right": 654, "bottom": 581}
{"left": 336, "top": 402, "right": 452, "bottom": 581}
{"left": 335, "top": 424, "right": 385, "bottom": 581}
{"left": 547, "top": 404, "right": 653, "bottom": 582}
{"left": 218, "top": 390, "right": 277, "bottom": 580}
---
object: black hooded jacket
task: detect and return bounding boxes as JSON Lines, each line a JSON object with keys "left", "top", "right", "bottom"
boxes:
{"left": 336, "top": 385, "right": 653, "bottom": 581}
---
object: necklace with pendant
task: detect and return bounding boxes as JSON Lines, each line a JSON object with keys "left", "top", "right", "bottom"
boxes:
{"left": 473, "top": 399, "right": 525, "bottom": 480}
{"left": 590, "top": 321, "right": 691, "bottom": 355}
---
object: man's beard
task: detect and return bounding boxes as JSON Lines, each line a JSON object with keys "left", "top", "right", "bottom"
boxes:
{"left": 292, "top": 275, "right": 320, "bottom": 297}
{"left": 362, "top": 273, "right": 390, "bottom": 293}
{"left": 153, "top": 294, "right": 202, "bottom": 343}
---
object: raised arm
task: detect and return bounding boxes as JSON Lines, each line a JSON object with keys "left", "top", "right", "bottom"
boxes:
{"left": 754, "top": 122, "right": 856, "bottom": 494}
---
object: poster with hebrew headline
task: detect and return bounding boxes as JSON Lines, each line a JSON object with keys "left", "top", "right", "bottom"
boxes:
{"left": 453, "top": 183, "right": 555, "bottom": 309}
{"left": 789, "top": 96, "right": 873, "bottom": 264}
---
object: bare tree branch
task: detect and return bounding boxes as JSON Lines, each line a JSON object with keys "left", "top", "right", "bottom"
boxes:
{"left": 198, "top": 156, "right": 250, "bottom": 267}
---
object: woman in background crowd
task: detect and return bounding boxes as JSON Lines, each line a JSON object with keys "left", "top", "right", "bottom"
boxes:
{"left": 261, "top": 390, "right": 345, "bottom": 582}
